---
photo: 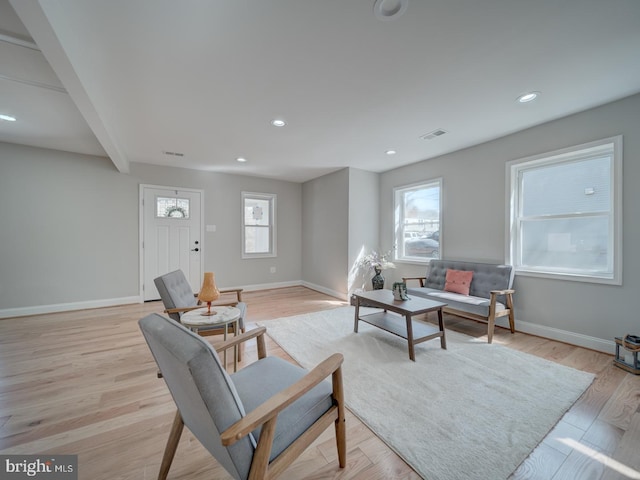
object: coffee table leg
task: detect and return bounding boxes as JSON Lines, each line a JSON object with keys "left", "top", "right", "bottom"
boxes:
{"left": 354, "top": 297, "right": 360, "bottom": 333}
{"left": 405, "top": 314, "right": 415, "bottom": 361}
{"left": 438, "top": 309, "right": 447, "bottom": 350}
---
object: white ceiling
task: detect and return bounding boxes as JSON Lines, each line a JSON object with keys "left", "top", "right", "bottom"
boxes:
{"left": 3, "top": 0, "right": 640, "bottom": 183}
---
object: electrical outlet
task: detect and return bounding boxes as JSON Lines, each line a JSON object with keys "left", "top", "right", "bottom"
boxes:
{"left": 270, "top": 266, "right": 276, "bottom": 273}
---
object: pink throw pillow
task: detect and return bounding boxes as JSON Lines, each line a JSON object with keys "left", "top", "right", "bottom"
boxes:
{"left": 444, "top": 269, "right": 473, "bottom": 296}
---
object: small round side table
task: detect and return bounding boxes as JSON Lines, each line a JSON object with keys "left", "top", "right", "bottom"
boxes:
{"left": 181, "top": 306, "right": 241, "bottom": 372}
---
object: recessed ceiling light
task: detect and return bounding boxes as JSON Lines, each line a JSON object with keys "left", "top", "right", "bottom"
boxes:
{"left": 386, "top": 150, "right": 397, "bottom": 155}
{"left": 373, "top": 0, "right": 409, "bottom": 21}
{"left": 236, "top": 157, "right": 247, "bottom": 163}
{"left": 517, "top": 92, "right": 540, "bottom": 103}
{"left": 0, "top": 114, "right": 17, "bottom": 122}
{"left": 271, "top": 119, "right": 286, "bottom": 127}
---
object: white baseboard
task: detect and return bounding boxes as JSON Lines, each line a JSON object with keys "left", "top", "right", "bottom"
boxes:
{"left": 226, "top": 280, "right": 347, "bottom": 302}
{"left": 224, "top": 280, "right": 303, "bottom": 292}
{"left": 494, "top": 317, "right": 615, "bottom": 354}
{"left": 0, "top": 296, "right": 142, "bottom": 319}
{"left": 301, "top": 281, "right": 348, "bottom": 301}
{"left": 0, "top": 281, "right": 324, "bottom": 319}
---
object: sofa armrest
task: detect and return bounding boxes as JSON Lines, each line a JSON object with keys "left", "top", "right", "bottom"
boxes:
{"left": 490, "top": 289, "right": 515, "bottom": 295}
{"left": 489, "top": 289, "right": 515, "bottom": 318}
{"left": 403, "top": 276, "right": 426, "bottom": 287}
{"left": 488, "top": 290, "right": 515, "bottom": 335}
{"left": 489, "top": 289, "right": 515, "bottom": 305}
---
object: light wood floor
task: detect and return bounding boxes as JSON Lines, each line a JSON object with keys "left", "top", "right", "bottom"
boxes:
{"left": 1, "top": 286, "right": 638, "bottom": 480}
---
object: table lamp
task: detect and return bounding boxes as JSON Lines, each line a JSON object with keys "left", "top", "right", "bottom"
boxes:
{"left": 198, "top": 272, "right": 220, "bottom": 316}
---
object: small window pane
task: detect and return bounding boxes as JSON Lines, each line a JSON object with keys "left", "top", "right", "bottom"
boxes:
{"left": 244, "top": 198, "right": 270, "bottom": 226}
{"left": 244, "top": 226, "right": 271, "bottom": 253}
{"left": 521, "top": 157, "right": 610, "bottom": 217}
{"left": 156, "top": 197, "right": 190, "bottom": 218}
{"left": 520, "top": 216, "right": 610, "bottom": 273}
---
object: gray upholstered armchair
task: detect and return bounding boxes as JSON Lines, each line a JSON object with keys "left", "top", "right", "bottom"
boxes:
{"left": 154, "top": 269, "right": 247, "bottom": 336}
{"left": 139, "top": 313, "right": 346, "bottom": 480}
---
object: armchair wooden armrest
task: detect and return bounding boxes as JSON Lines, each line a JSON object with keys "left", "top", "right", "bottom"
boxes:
{"left": 208, "top": 288, "right": 244, "bottom": 308}
{"left": 402, "top": 276, "right": 426, "bottom": 287}
{"left": 164, "top": 305, "right": 205, "bottom": 315}
{"left": 215, "top": 327, "right": 267, "bottom": 359}
{"left": 221, "top": 352, "right": 344, "bottom": 446}
{"left": 210, "top": 301, "right": 241, "bottom": 308}
{"left": 219, "top": 288, "right": 243, "bottom": 302}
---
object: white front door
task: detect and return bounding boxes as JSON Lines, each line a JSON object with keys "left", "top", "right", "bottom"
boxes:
{"left": 141, "top": 185, "right": 203, "bottom": 301}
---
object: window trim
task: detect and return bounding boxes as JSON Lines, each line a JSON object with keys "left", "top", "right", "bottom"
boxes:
{"left": 506, "top": 136, "right": 622, "bottom": 285}
{"left": 393, "top": 178, "right": 443, "bottom": 265}
{"left": 241, "top": 192, "right": 277, "bottom": 259}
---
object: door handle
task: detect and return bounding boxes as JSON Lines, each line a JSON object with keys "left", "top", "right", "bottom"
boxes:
{"left": 191, "top": 248, "right": 199, "bottom": 252}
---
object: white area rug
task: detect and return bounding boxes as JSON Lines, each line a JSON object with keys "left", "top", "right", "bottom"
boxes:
{"left": 259, "top": 307, "right": 595, "bottom": 480}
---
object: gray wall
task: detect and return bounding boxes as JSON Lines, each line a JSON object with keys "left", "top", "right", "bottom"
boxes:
{"left": 130, "top": 163, "right": 302, "bottom": 289}
{"left": 299, "top": 167, "right": 379, "bottom": 298}
{"left": 348, "top": 168, "right": 379, "bottom": 294}
{"left": 301, "top": 168, "right": 349, "bottom": 297}
{"left": 0, "top": 142, "right": 302, "bottom": 313}
{"left": 0, "top": 143, "right": 139, "bottom": 309}
{"left": 380, "top": 93, "right": 640, "bottom": 348}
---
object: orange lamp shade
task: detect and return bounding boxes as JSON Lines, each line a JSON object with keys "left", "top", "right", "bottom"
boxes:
{"left": 198, "top": 272, "right": 220, "bottom": 316}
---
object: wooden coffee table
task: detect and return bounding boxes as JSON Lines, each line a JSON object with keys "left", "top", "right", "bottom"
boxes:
{"left": 353, "top": 290, "right": 447, "bottom": 361}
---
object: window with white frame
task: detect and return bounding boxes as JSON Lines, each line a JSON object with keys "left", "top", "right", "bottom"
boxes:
{"left": 242, "top": 192, "right": 276, "bottom": 258}
{"left": 507, "top": 136, "right": 622, "bottom": 284}
{"left": 394, "top": 179, "right": 442, "bottom": 263}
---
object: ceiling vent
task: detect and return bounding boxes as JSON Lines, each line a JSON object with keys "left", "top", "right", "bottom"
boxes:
{"left": 162, "top": 150, "right": 185, "bottom": 157}
{"left": 420, "top": 129, "right": 448, "bottom": 141}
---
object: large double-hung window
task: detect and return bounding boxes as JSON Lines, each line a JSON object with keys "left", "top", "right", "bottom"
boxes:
{"left": 507, "top": 136, "right": 622, "bottom": 284}
{"left": 394, "top": 179, "right": 442, "bottom": 263}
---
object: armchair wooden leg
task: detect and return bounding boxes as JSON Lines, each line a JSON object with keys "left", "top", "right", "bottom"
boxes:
{"left": 158, "top": 410, "right": 184, "bottom": 480}
{"left": 332, "top": 366, "right": 347, "bottom": 468}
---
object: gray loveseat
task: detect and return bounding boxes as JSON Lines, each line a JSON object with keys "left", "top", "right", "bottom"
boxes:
{"left": 403, "top": 260, "right": 515, "bottom": 343}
